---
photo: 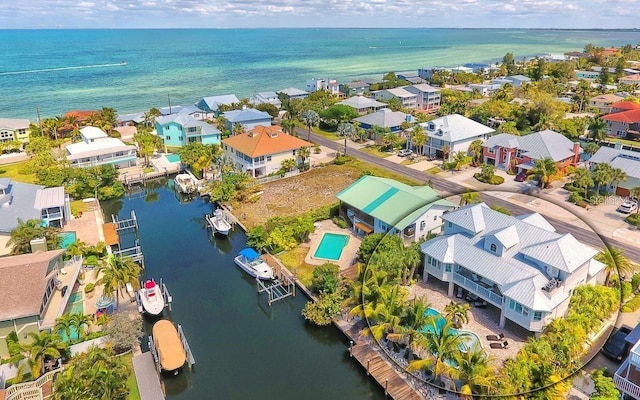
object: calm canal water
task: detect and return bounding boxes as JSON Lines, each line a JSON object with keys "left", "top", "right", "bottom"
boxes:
{"left": 102, "top": 178, "right": 384, "bottom": 399}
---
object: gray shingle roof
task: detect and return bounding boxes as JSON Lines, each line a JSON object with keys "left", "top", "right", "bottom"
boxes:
{"left": 482, "top": 130, "right": 580, "bottom": 162}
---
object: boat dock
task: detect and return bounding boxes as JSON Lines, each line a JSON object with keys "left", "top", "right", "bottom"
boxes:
{"left": 111, "top": 210, "right": 145, "bottom": 266}
{"left": 206, "top": 208, "right": 235, "bottom": 234}
{"left": 122, "top": 170, "right": 171, "bottom": 189}
{"left": 132, "top": 352, "right": 165, "bottom": 400}
{"left": 149, "top": 322, "right": 195, "bottom": 373}
{"left": 135, "top": 278, "right": 173, "bottom": 313}
{"left": 257, "top": 254, "right": 296, "bottom": 306}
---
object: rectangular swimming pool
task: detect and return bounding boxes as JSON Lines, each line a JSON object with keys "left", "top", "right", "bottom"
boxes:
{"left": 59, "top": 231, "right": 77, "bottom": 249}
{"left": 314, "top": 233, "right": 349, "bottom": 261}
{"left": 166, "top": 154, "right": 181, "bottom": 163}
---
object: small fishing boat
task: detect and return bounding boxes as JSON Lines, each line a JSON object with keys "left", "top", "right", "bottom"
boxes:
{"left": 174, "top": 173, "right": 198, "bottom": 194}
{"left": 234, "top": 248, "right": 275, "bottom": 280}
{"left": 138, "top": 279, "right": 165, "bottom": 316}
{"left": 207, "top": 209, "right": 232, "bottom": 236}
{"left": 152, "top": 320, "right": 186, "bottom": 374}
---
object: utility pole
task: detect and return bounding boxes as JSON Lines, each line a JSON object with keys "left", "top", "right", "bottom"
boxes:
{"left": 168, "top": 94, "right": 172, "bottom": 114}
{"left": 36, "top": 107, "right": 42, "bottom": 135}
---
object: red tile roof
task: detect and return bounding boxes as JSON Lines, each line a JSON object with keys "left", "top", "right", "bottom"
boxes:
{"left": 602, "top": 109, "right": 640, "bottom": 124}
{"left": 64, "top": 110, "right": 99, "bottom": 122}
{"left": 611, "top": 101, "right": 640, "bottom": 111}
{"left": 222, "top": 125, "right": 313, "bottom": 157}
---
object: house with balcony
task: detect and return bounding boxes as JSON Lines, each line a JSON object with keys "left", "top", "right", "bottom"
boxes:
{"left": 222, "top": 107, "right": 272, "bottom": 132}
{"left": 589, "top": 143, "right": 640, "bottom": 197}
{"left": 221, "top": 125, "right": 312, "bottom": 177}
{"left": 336, "top": 176, "right": 456, "bottom": 242}
{"left": 397, "top": 72, "right": 426, "bottom": 85}
{"left": 602, "top": 101, "right": 640, "bottom": 139}
{"left": 341, "top": 81, "right": 371, "bottom": 97}
{"left": 614, "top": 324, "right": 640, "bottom": 399}
{"left": 337, "top": 95, "right": 387, "bottom": 114}
{"left": 194, "top": 94, "right": 240, "bottom": 116}
{"left": 0, "top": 118, "right": 31, "bottom": 145}
{"left": 250, "top": 91, "right": 282, "bottom": 108}
{"left": 277, "top": 87, "right": 309, "bottom": 100}
{"left": 482, "top": 130, "right": 581, "bottom": 173}
{"left": 404, "top": 84, "right": 442, "bottom": 112}
{"left": 421, "top": 203, "right": 606, "bottom": 333}
{"left": 305, "top": 78, "right": 340, "bottom": 96}
{"left": 65, "top": 126, "right": 137, "bottom": 168}
{"left": 159, "top": 105, "right": 211, "bottom": 121}
{"left": 353, "top": 108, "right": 414, "bottom": 133}
{"left": 589, "top": 94, "right": 624, "bottom": 114}
{"left": 420, "top": 114, "right": 494, "bottom": 161}
{"left": 0, "top": 250, "right": 83, "bottom": 357}
{"left": 155, "top": 114, "right": 221, "bottom": 148}
{"left": 373, "top": 87, "right": 417, "bottom": 109}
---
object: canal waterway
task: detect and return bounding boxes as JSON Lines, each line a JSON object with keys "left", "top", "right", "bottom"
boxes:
{"left": 102, "top": 178, "right": 384, "bottom": 399}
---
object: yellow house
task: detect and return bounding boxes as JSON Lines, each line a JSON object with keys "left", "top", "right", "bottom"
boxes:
{"left": 0, "top": 118, "right": 31, "bottom": 145}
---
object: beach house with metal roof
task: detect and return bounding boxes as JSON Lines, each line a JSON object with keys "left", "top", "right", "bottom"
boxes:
{"left": 250, "top": 91, "right": 282, "bottom": 108}
{"left": 155, "top": 113, "right": 221, "bottom": 148}
{"left": 340, "top": 81, "right": 371, "bottom": 97}
{"left": 0, "top": 118, "right": 31, "bottom": 144}
{"left": 353, "top": 108, "right": 414, "bottom": 132}
{"left": 589, "top": 143, "right": 640, "bottom": 197}
{"left": 336, "top": 176, "right": 456, "bottom": 242}
{"left": 337, "top": 95, "right": 387, "bottom": 114}
{"left": 403, "top": 84, "right": 442, "bottom": 112}
{"left": 421, "top": 203, "right": 606, "bottom": 333}
{"left": 222, "top": 107, "right": 272, "bottom": 132}
{"left": 222, "top": 125, "right": 312, "bottom": 177}
{"left": 482, "top": 130, "right": 581, "bottom": 173}
{"left": 373, "top": 87, "right": 417, "bottom": 109}
{"left": 277, "top": 87, "right": 309, "bottom": 99}
{"left": 65, "top": 126, "right": 137, "bottom": 168}
{"left": 420, "top": 114, "right": 494, "bottom": 161}
{"left": 195, "top": 94, "right": 240, "bottom": 115}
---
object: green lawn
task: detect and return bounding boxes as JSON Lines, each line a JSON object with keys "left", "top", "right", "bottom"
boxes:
{"left": 278, "top": 248, "right": 315, "bottom": 287}
{"left": 120, "top": 353, "right": 141, "bottom": 400}
{"left": 349, "top": 158, "right": 419, "bottom": 186}
{"left": 70, "top": 200, "right": 89, "bottom": 217}
{"left": 359, "top": 145, "right": 391, "bottom": 158}
{"left": 0, "top": 161, "right": 38, "bottom": 184}
{"left": 424, "top": 166, "right": 442, "bottom": 175}
{"left": 310, "top": 126, "right": 339, "bottom": 141}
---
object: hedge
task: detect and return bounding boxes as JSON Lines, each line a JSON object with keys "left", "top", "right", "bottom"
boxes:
{"left": 622, "top": 294, "right": 640, "bottom": 312}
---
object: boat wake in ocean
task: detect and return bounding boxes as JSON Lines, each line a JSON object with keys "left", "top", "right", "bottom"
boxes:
{"left": 0, "top": 61, "right": 127, "bottom": 76}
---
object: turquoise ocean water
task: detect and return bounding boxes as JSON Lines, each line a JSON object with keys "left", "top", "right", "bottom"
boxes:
{"left": 2, "top": 29, "right": 640, "bottom": 119}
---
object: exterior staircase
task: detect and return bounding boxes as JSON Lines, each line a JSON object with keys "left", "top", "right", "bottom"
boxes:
{"left": 3, "top": 369, "right": 59, "bottom": 400}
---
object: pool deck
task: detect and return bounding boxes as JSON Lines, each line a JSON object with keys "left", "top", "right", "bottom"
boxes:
{"left": 304, "top": 220, "right": 361, "bottom": 276}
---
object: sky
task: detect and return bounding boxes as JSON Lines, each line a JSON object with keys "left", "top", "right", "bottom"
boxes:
{"left": 0, "top": 0, "right": 639, "bottom": 29}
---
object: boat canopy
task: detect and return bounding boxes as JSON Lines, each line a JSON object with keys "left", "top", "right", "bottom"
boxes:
{"left": 239, "top": 248, "right": 260, "bottom": 260}
{"left": 153, "top": 320, "right": 186, "bottom": 371}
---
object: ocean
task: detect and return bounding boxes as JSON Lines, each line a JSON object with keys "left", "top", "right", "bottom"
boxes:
{"left": 1, "top": 28, "right": 640, "bottom": 120}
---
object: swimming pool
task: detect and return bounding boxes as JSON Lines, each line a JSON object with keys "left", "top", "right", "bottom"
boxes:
{"left": 314, "top": 233, "right": 349, "bottom": 261}
{"left": 68, "top": 291, "right": 83, "bottom": 303}
{"left": 166, "top": 154, "right": 181, "bottom": 163}
{"left": 422, "top": 308, "right": 481, "bottom": 352}
{"left": 58, "top": 232, "right": 77, "bottom": 249}
{"left": 59, "top": 326, "right": 80, "bottom": 342}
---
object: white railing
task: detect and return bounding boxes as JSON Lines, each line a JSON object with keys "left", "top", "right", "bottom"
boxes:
{"left": 72, "top": 154, "right": 136, "bottom": 167}
{"left": 631, "top": 342, "right": 640, "bottom": 367}
{"left": 453, "top": 273, "right": 503, "bottom": 306}
{"left": 615, "top": 360, "right": 640, "bottom": 399}
{"left": 5, "top": 367, "right": 61, "bottom": 400}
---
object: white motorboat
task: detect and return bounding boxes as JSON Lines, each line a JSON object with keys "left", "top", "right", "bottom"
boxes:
{"left": 139, "top": 279, "right": 165, "bottom": 316}
{"left": 207, "top": 209, "right": 232, "bottom": 236}
{"left": 234, "top": 248, "right": 275, "bottom": 280}
{"left": 174, "top": 173, "right": 198, "bottom": 194}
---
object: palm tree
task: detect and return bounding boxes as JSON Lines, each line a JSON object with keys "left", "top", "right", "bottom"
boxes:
{"left": 298, "top": 146, "right": 311, "bottom": 171}
{"left": 300, "top": 110, "right": 320, "bottom": 141}
{"left": 443, "top": 301, "right": 470, "bottom": 328}
{"left": 609, "top": 167, "right": 627, "bottom": 194}
{"left": 592, "top": 163, "right": 613, "bottom": 195}
{"left": 25, "top": 331, "right": 68, "bottom": 378}
{"left": 450, "top": 344, "right": 496, "bottom": 395}
{"left": 407, "top": 319, "right": 461, "bottom": 385}
{"left": 468, "top": 139, "right": 483, "bottom": 166}
{"left": 337, "top": 122, "right": 356, "bottom": 156}
{"left": 411, "top": 125, "right": 427, "bottom": 158}
{"left": 280, "top": 158, "right": 297, "bottom": 172}
{"left": 531, "top": 158, "right": 558, "bottom": 188}
{"left": 596, "top": 246, "right": 636, "bottom": 286}
{"left": 387, "top": 298, "right": 432, "bottom": 361}
{"left": 459, "top": 190, "right": 481, "bottom": 206}
{"left": 96, "top": 255, "right": 142, "bottom": 308}
{"left": 583, "top": 142, "right": 600, "bottom": 158}
{"left": 571, "top": 167, "right": 594, "bottom": 198}
{"left": 7, "top": 219, "right": 62, "bottom": 255}
{"left": 55, "top": 313, "right": 76, "bottom": 342}
{"left": 134, "top": 129, "right": 162, "bottom": 167}
{"left": 70, "top": 313, "right": 94, "bottom": 340}
{"left": 588, "top": 116, "right": 607, "bottom": 143}
{"left": 232, "top": 122, "right": 245, "bottom": 136}
{"left": 400, "top": 243, "right": 421, "bottom": 286}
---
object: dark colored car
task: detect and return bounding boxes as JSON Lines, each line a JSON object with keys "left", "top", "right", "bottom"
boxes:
{"left": 514, "top": 172, "right": 527, "bottom": 182}
{"left": 602, "top": 326, "right": 633, "bottom": 361}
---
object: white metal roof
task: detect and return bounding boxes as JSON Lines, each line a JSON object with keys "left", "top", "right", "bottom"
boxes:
{"left": 34, "top": 187, "right": 65, "bottom": 209}
{"left": 80, "top": 126, "right": 108, "bottom": 140}
{"left": 421, "top": 114, "right": 494, "bottom": 143}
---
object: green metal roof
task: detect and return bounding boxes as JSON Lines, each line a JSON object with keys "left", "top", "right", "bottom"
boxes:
{"left": 336, "top": 176, "right": 455, "bottom": 229}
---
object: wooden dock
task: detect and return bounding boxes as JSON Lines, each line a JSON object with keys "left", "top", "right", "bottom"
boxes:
{"left": 257, "top": 254, "right": 296, "bottom": 306}
{"left": 132, "top": 352, "right": 165, "bottom": 400}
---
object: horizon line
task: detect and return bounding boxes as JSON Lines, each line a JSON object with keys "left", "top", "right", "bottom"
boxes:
{"left": 1, "top": 27, "right": 639, "bottom": 31}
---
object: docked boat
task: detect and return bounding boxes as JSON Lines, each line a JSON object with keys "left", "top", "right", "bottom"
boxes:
{"left": 152, "top": 320, "right": 186, "bottom": 374}
{"left": 207, "top": 208, "right": 232, "bottom": 236}
{"left": 139, "top": 279, "right": 165, "bottom": 316}
{"left": 174, "top": 173, "right": 198, "bottom": 194}
{"left": 234, "top": 248, "right": 275, "bottom": 280}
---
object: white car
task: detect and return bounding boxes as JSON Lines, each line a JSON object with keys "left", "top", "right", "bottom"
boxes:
{"left": 618, "top": 199, "right": 638, "bottom": 214}
{"left": 398, "top": 149, "right": 413, "bottom": 157}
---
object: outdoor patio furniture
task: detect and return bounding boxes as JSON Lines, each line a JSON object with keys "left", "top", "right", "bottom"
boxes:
{"left": 474, "top": 299, "right": 488, "bottom": 308}
{"left": 489, "top": 340, "right": 509, "bottom": 349}
{"left": 486, "top": 332, "right": 505, "bottom": 341}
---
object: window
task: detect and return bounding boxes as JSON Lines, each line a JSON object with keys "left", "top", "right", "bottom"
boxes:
{"left": 516, "top": 149, "right": 524, "bottom": 158}
{"left": 490, "top": 243, "right": 497, "bottom": 252}
{"left": 420, "top": 221, "right": 426, "bottom": 231}
{"left": 501, "top": 152, "right": 507, "bottom": 162}
{"left": 292, "top": 150, "right": 297, "bottom": 156}
{"left": 447, "top": 222, "right": 452, "bottom": 228}
{"left": 266, "top": 156, "right": 272, "bottom": 162}
{"left": 533, "top": 311, "right": 542, "bottom": 321}
{"left": 427, "top": 256, "right": 432, "bottom": 264}
{"left": 178, "top": 136, "right": 183, "bottom": 141}
{"left": 445, "top": 264, "right": 452, "bottom": 272}
{"left": 488, "top": 147, "right": 495, "bottom": 154}
{"left": 166, "top": 136, "right": 171, "bottom": 140}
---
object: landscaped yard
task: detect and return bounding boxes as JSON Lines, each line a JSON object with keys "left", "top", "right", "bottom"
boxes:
{"left": 120, "top": 352, "right": 141, "bottom": 400}
{"left": 359, "top": 145, "right": 391, "bottom": 158}
{"left": 278, "top": 247, "right": 316, "bottom": 287}
{"left": 0, "top": 161, "right": 37, "bottom": 184}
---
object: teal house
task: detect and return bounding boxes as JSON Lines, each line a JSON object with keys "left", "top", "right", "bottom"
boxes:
{"left": 336, "top": 176, "right": 456, "bottom": 242}
{"left": 155, "top": 114, "right": 221, "bottom": 148}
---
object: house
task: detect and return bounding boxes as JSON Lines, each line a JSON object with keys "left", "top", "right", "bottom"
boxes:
{"left": 373, "top": 87, "right": 417, "bottom": 109}
{"left": 117, "top": 112, "right": 145, "bottom": 126}
{"left": 277, "top": 87, "right": 309, "bottom": 99}
{"left": 614, "top": 323, "right": 640, "bottom": 399}
{"left": 501, "top": 75, "right": 532, "bottom": 87}
{"left": 63, "top": 110, "right": 98, "bottom": 124}
{"left": 337, "top": 95, "right": 387, "bottom": 114}
{"left": 0, "top": 250, "right": 83, "bottom": 356}
{"left": 482, "top": 130, "right": 581, "bottom": 173}
{"left": 619, "top": 74, "right": 640, "bottom": 85}
{"left": 404, "top": 84, "right": 442, "bottom": 112}
{"left": 221, "top": 125, "right": 312, "bottom": 177}
{"left": 65, "top": 127, "right": 137, "bottom": 168}
{"left": 467, "top": 83, "right": 502, "bottom": 96}
{"left": 159, "top": 105, "right": 211, "bottom": 121}
{"left": 418, "top": 67, "right": 449, "bottom": 80}
{"left": 575, "top": 70, "right": 601, "bottom": 80}
{"left": 589, "top": 94, "right": 624, "bottom": 114}
{"left": 463, "top": 63, "right": 492, "bottom": 73}
{"left": 250, "top": 91, "right": 282, "bottom": 108}
{"left": 601, "top": 101, "right": 640, "bottom": 139}
{"left": 0, "top": 179, "right": 70, "bottom": 254}
{"left": 222, "top": 107, "right": 272, "bottom": 132}
{"left": 353, "top": 108, "right": 414, "bottom": 132}
{"left": 155, "top": 114, "right": 221, "bottom": 148}
{"left": 336, "top": 175, "right": 456, "bottom": 242}
{"left": 194, "top": 94, "right": 240, "bottom": 115}
{"left": 305, "top": 78, "right": 339, "bottom": 96}
{"left": 420, "top": 114, "right": 494, "bottom": 160}
{"left": 397, "top": 72, "right": 426, "bottom": 85}
{"left": 340, "top": 81, "right": 371, "bottom": 97}
{"left": 421, "top": 203, "right": 606, "bottom": 333}
{"left": 589, "top": 143, "right": 640, "bottom": 197}
{"left": 0, "top": 118, "right": 31, "bottom": 144}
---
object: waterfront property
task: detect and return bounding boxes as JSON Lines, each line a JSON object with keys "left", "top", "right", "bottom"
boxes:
{"left": 222, "top": 107, "right": 272, "bottom": 132}
{"left": 194, "top": 94, "right": 239, "bottom": 116}
{"left": 353, "top": 108, "right": 414, "bottom": 132}
{"left": 420, "top": 203, "right": 606, "bottom": 333}
{"left": 277, "top": 87, "right": 309, "bottom": 99}
{"left": 313, "top": 232, "right": 350, "bottom": 261}
{"left": 65, "top": 126, "right": 137, "bottom": 168}
{"left": 482, "top": 129, "right": 581, "bottom": 173}
{"left": 420, "top": 114, "right": 494, "bottom": 161}
{"left": 336, "top": 175, "right": 456, "bottom": 242}
{"left": 250, "top": 91, "right": 282, "bottom": 108}
{"left": 0, "top": 118, "right": 30, "bottom": 144}
{"left": 337, "top": 95, "right": 387, "bottom": 114}
{"left": 155, "top": 113, "right": 221, "bottom": 148}
{"left": 373, "top": 87, "right": 418, "bottom": 109}
{"left": 588, "top": 143, "right": 640, "bottom": 197}
{"left": 422, "top": 308, "right": 482, "bottom": 352}
{"left": 403, "top": 84, "right": 442, "bottom": 112}
{"left": 305, "top": 78, "right": 340, "bottom": 96}
{"left": 0, "top": 250, "right": 83, "bottom": 357}
{"left": 340, "top": 80, "right": 371, "bottom": 97}
{"left": 222, "top": 125, "right": 312, "bottom": 177}
{"left": 601, "top": 100, "right": 640, "bottom": 139}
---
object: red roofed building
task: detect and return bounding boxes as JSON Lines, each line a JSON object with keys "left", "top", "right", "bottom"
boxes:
{"left": 64, "top": 110, "right": 99, "bottom": 123}
{"left": 602, "top": 101, "right": 640, "bottom": 139}
{"left": 222, "top": 125, "right": 312, "bottom": 177}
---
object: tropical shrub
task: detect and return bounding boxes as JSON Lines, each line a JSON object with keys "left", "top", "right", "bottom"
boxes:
{"left": 568, "top": 191, "right": 583, "bottom": 204}
{"left": 331, "top": 216, "right": 348, "bottom": 228}
{"left": 104, "top": 312, "right": 143, "bottom": 354}
{"left": 590, "top": 369, "right": 620, "bottom": 400}
{"left": 311, "top": 263, "right": 340, "bottom": 294}
{"left": 627, "top": 214, "right": 640, "bottom": 227}
{"left": 301, "top": 289, "right": 345, "bottom": 326}
{"left": 622, "top": 295, "right": 640, "bottom": 312}
{"left": 489, "top": 205, "right": 511, "bottom": 215}
{"left": 84, "top": 283, "right": 95, "bottom": 294}
{"left": 473, "top": 172, "right": 504, "bottom": 185}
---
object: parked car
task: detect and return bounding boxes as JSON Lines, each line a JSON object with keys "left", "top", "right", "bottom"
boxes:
{"left": 398, "top": 149, "right": 413, "bottom": 157}
{"left": 602, "top": 326, "right": 632, "bottom": 361}
{"left": 514, "top": 172, "right": 527, "bottom": 182}
{"left": 618, "top": 199, "right": 638, "bottom": 214}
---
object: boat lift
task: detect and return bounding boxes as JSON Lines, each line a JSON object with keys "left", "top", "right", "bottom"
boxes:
{"left": 111, "top": 210, "right": 145, "bottom": 267}
{"left": 256, "top": 261, "right": 296, "bottom": 306}
{"left": 135, "top": 278, "right": 173, "bottom": 314}
{"left": 205, "top": 208, "right": 235, "bottom": 234}
{"left": 148, "top": 322, "right": 195, "bottom": 374}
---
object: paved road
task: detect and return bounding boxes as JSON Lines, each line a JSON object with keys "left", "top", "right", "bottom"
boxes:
{"left": 302, "top": 128, "right": 640, "bottom": 263}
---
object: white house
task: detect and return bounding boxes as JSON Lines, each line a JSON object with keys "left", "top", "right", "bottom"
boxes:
{"left": 336, "top": 175, "right": 456, "bottom": 242}
{"left": 589, "top": 143, "right": 640, "bottom": 197}
{"left": 65, "top": 127, "right": 137, "bottom": 168}
{"left": 421, "top": 203, "right": 606, "bottom": 333}
{"left": 305, "top": 78, "right": 339, "bottom": 96}
{"left": 403, "top": 84, "right": 442, "bottom": 112}
{"left": 221, "top": 125, "right": 312, "bottom": 177}
{"left": 373, "top": 87, "right": 417, "bottom": 109}
{"left": 420, "top": 114, "right": 494, "bottom": 160}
